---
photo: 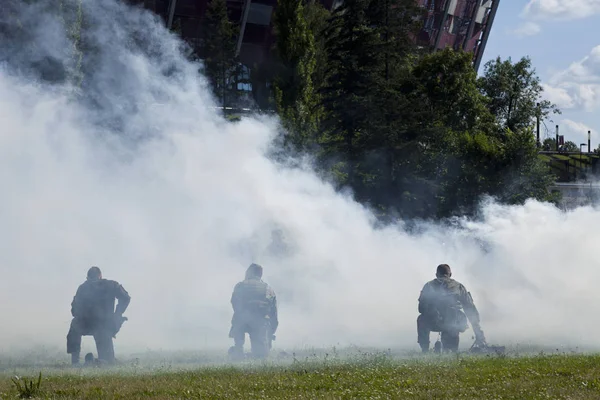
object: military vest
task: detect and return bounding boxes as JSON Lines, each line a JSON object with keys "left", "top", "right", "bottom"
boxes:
{"left": 425, "top": 278, "right": 465, "bottom": 313}
{"left": 234, "top": 279, "right": 272, "bottom": 316}
{"left": 73, "top": 279, "right": 118, "bottom": 321}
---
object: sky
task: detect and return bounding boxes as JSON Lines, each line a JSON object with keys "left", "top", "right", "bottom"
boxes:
{"left": 480, "top": 0, "right": 600, "bottom": 149}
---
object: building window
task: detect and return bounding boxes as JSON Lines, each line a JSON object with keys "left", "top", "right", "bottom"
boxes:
{"left": 229, "top": 63, "right": 252, "bottom": 93}
{"left": 247, "top": 3, "right": 273, "bottom": 26}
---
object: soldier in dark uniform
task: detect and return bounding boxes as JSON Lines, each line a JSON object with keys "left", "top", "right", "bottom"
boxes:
{"left": 66, "top": 266, "right": 131, "bottom": 365}
{"left": 228, "top": 263, "right": 278, "bottom": 360}
{"left": 417, "top": 264, "right": 486, "bottom": 353}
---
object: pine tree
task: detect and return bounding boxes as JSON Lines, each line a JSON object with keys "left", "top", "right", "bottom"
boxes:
{"left": 273, "top": 0, "right": 319, "bottom": 150}
{"left": 319, "top": 0, "right": 381, "bottom": 191}
{"left": 303, "top": 0, "right": 330, "bottom": 97}
{"left": 202, "top": 0, "right": 238, "bottom": 108}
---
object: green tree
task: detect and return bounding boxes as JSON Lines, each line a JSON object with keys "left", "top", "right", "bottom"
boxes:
{"left": 366, "top": 0, "right": 419, "bottom": 82}
{"left": 319, "top": 0, "right": 386, "bottom": 193}
{"left": 561, "top": 141, "right": 579, "bottom": 152}
{"left": 496, "top": 128, "right": 559, "bottom": 205}
{"left": 304, "top": 0, "right": 330, "bottom": 93}
{"left": 59, "top": 0, "right": 84, "bottom": 87}
{"left": 478, "top": 56, "right": 561, "bottom": 133}
{"left": 542, "top": 137, "right": 557, "bottom": 151}
{"left": 273, "top": 0, "right": 319, "bottom": 149}
{"left": 410, "top": 48, "right": 494, "bottom": 132}
{"left": 380, "top": 49, "right": 497, "bottom": 218}
{"left": 402, "top": 49, "right": 558, "bottom": 217}
{"left": 352, "top": 0, "right": 421, "bottom": 216}
{"left": 202, "top": 0, "right": 238, "bottom": 107}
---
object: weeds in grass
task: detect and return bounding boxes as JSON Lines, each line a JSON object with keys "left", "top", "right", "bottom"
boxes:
{"left": 11, "top": 372, "right": 42, "bottom": 399}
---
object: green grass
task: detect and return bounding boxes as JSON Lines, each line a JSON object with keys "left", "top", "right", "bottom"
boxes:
{"left": 538, "top": 153, "right": 598, "bottom": 181}
{"left": 1, "top": 351, "right": 600, "bottom": 399}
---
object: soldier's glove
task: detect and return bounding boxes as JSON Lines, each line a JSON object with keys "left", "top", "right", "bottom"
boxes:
{"left": 112, "top": 313, "right": 128, "bottom": 338}
{"left": 473, "top": 327, "right": 487, "bottom": 347}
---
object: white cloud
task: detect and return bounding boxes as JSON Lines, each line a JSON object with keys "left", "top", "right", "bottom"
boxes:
{"left": 541, "top": 84, "right": 575, "bottom": 109}
{"left": 511, "top": 21, "right": 541, "bottom": 37}
{"left": 543, "top": 45, "right": 600, "bottom": 112}
{"left": 523, "top": 0, "right": 600, "bottom": 20}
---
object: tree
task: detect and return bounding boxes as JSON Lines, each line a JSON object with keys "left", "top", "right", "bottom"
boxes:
{"left": 396, "top": 49, "right": 559, "bottom": 218}
{"left": 352, "top": 0, "right": 421, "bottom": 215}
{"left": 542, "top": 137, "right": 556, "bottom": 151}
{"left": 304, "top": 0, "right": 330, "bottom": 95}
{"left": 319, "top": 0, "right": 381, "bottom": 190}
{"left": 273, "top": 0, "right": 319, "bottom": 150}
{"left": 496, "top": 128, "right": 559, "bottom": 205}
{"left": 561, "top": 141, "right": 579, "bottom": 152}
{"left": 202, "top": 0, "right": 238, "bottom": 107}
{"left": 410, "top": 48, "right": 494, "bottom": 133}
{"left": 478, "top": 56, "right": 560, "bottom": 133}
{"left": 366, "top": 0, "right": 420, "bottom": 82}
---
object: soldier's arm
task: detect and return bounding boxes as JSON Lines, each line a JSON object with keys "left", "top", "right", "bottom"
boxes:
{"left": 460, "top": 286, "right": 485, "bottom": 341}
{"left": 70, "top": 286, "right": 83, "bottom": 317}
{"left": 231, "top": 283, "right": 241, "bottom": 313}
{"left": 268, "top": 288, "right": 278, "bottom": 333}
{"left": 113, "top": 282, "right": 131, "bottom": 315}
{"left": 417, "top": 284, "right": 431, "bottom": 314}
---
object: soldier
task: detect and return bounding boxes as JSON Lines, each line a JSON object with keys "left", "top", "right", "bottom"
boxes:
{"left": 228, "top": 263, "right": 278, "bottom": 360}
{"left": 417, "top": 264, "right": 486, "bottom": 353}
{"left": 66, "top": 266, "right": 131, "bottom": 365}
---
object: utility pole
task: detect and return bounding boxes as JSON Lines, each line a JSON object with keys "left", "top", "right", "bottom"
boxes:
{"left": 555, "top": 125, "right": 559, "bottom": 152}
{"left": 536, "top": 102, "right": 540, "bottom": 147}
{"left": 588, "top": 130, "right": 591, "bottom": 153}
{"left": 167, "top": 0, "right": 178, "bottom": 30}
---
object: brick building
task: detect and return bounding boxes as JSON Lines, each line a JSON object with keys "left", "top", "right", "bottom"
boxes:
{"left": 129, "top": 0, "right": 499, "bottom": 106}
{"left": 416, "top": 0, "right": 500, "bottom": 72}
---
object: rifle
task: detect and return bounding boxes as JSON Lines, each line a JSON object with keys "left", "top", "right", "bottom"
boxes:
{"left": 469, "top": 340, "right": 505, "bottom": 355}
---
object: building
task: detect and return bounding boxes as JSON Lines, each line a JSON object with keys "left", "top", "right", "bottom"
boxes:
{"left": 129, "top": 0, "right": 499, "bottom": 106}
{"left": 416, "top": 0, "right": 500, "bottom": 72}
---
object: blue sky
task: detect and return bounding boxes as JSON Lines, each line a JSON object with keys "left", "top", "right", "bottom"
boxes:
{"left": 479, "top": 0, "right": 600, "bottom": 149}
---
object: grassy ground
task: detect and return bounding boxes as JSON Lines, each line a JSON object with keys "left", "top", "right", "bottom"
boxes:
{"left": 1, "top": 350, "right": 600, "bottom": 399}
{"left": 538, "top": 153, "right": 597, "bottom": 181}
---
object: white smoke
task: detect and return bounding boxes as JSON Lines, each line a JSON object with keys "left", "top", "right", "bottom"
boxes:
{"left": 0, "top": 0, "right": 598, "bottom": 357}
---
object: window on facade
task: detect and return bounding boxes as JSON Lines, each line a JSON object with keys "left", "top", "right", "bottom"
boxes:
{"left": 229, "top": 64, "right": 252, "bottom": 92}
{"left": 247, "top": 3, "right": 273, "bottom": 26}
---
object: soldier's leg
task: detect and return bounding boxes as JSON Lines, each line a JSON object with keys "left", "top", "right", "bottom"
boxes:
{"left": 66, "top": 319, "right": 83, "bottom": 365}
{"left": 94, "top": 329, "right": 115, "bottom": 364}
{"left": 229, "top": 324, "right": 246, "bottom": 361}
{"left": 441, "top": 331, "right": 460, "bottom": 352}
{"left": 417, "top": 314, "right": 432, "bottom": 353}
{"left": 249, "top": 320, "right": 269, "bottom": 359}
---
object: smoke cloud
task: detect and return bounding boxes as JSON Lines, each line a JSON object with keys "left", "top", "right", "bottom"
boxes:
{"left": 0, "top": 0, "right": 598, "bottom": 357}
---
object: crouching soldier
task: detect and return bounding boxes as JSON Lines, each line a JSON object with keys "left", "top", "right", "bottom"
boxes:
{"left": 229, "top": 263, "right": 278, "bottom": 360}
{"left": 417, "top": 264, "right": 486, "bottom": 353}
{"left": 66, "top": 266, "right": 130, "bottom": 365}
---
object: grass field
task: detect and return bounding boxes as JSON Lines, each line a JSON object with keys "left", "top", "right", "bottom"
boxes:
{"left": 1, "top": 349, "right": 600, "bottom": 399}
{"left": 538, "top": 153, "right": 597, "bottom": 182}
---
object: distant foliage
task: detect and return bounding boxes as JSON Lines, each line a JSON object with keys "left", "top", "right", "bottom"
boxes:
{"left": 267, "top": 0, "right": 561, "bottom": 220}
{"left": 273, "top": 0, "right": 320, "bottom": 150}
{"left": 201, "top": 0, "right": 239, "bottom": 108}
